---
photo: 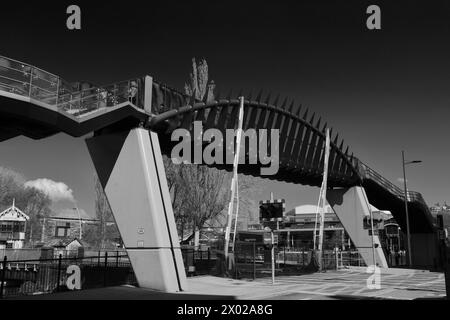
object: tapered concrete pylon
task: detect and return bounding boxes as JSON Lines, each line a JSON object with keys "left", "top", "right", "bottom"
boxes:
{"left": 86, "top": 128, "right": 187, "bottom": 292}
{"left": 327, "top": 186, "right": 388, "bottom": 268}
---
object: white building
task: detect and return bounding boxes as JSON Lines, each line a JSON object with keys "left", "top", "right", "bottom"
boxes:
{"left": 0, "top": 199, "right": 30, "bottom": 249}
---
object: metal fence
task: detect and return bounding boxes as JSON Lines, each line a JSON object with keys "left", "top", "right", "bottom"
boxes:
{"left": 0, "top": 252, "right": 137, "bottom": 299}
{"left": 181, "top": 247, "right": 218, "bottom": 276}
{"left": 231, "top": 242, "right": 368, "bottom": 280}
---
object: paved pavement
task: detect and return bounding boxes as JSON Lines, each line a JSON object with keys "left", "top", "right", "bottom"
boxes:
{"left": 182, "top": 267, "right": 447, "bottom": 300}
{"left": 9, "top": 267, "right": 447, "bottom": 300}
{"left": 9, "top": 285, "right": 234, "bottom": 300}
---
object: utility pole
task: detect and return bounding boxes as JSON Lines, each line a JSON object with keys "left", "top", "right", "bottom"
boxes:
{"left": 402, "top": 151, "right": 422, "bottom": 267}
{"left": 271, "top": 230, "right": 275, "bottom": 284}
{"left": 74, "top": 207, "right": 82, "bottom": 240}
{"left": 402, "top": 151, "right": 412, "bottom": 266}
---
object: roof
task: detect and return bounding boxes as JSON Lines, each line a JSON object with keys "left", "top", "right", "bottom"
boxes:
{"left": 51, "top": 208, "right": 92, "bottom": 220}
{"left": 0, "top": 199, "right": 30, "bottom": 221}
{"left": 287, "top": 203, "right": 392, "bottom": 219}
{"left": 293, "top": 204, "right": 334, "bottom": 215}
{"left": 43, "top": 238, "right": 85, "bottom": 248}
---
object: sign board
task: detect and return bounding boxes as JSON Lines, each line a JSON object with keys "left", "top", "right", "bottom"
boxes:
{"left": 259, "top": 199, "right": 285, "bottom": 222}
{"left": 238, "top": 232, "right": 264, "bottom": 243}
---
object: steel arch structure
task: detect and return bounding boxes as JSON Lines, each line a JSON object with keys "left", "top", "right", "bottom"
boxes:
{"left": 148, "top": 81, "right": 435, "bottom": 234}
{"left": 148, "top": 94, "right": 360, "bottom": 188}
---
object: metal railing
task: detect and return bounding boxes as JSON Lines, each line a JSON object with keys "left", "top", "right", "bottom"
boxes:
{"left": 181, "top": 247, "right": 217, "bottom": 276}
{"left": 0, "top": 55, "right": 145, "bottom": 119}
{"left": 57, "top": 79, "right": 143, "bottom": 117}
{"left": 354, "top": 157, "right": 425, "bottom": 203}
{"left": 0, "top": 56, "right": 59, "bottom": 105}
{"left": 231, "top": 242, "right": 366, "bottom": 279}
{"left": 0, "top": 252, "right": 137, "bottom": 299}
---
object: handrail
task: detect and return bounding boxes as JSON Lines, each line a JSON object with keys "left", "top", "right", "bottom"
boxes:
{"left": 0, "top": 55, "right": 146, "bottom": 119}
{"left": 354, "top": 157, "right": 425, "bottom": 204}
{"left": 0, "top": 55, "right": 59, "bottom": 79}
{"left": 1, "top": 254, "right": 129, "bottom": 264}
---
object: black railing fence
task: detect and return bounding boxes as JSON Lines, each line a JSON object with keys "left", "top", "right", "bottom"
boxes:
{"left": 181, "top": 247, "right": 218, "bottom": 276}
{"left": 231, "top": 242, "right": 369, "bottom": 280}
{"left": 180, "top": 242, "right": 370, "bottom": 280}
{"left": 0, "top": 252, "right": 137, "bottom": 299}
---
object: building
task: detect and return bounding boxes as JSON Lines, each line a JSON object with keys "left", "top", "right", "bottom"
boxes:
{"left": 37, "top": 209, "right": 120, "bottom": 249}
{"left": 276, "top": 204, "right": 394, "bottom": 251}
{"left": 42, "top": 238, "right": 86, "bottom": 258}
{"left": 277, "top": 204, "right": 347, "bottom": 249}
{"left": 40, "top": 208, "right": 109, "bottom": 242}
{"left": 0, "top": 199, "right": 30, "bottom": 249}
{"left": 429, "top": 203, "right": 450, "bottom": 236}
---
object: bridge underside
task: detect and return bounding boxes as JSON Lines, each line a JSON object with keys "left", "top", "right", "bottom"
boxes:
{"left": 362, "top": 179, "right": 434, "bottom": 234}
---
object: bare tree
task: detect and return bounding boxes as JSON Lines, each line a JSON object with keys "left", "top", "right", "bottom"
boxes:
{"left": 164, "top": 58, "right": 265, "bottom": 245}
{"left": 184, "top": 58, "right": 215, "bottom": 102}
{"left": 177, "top": 164, "right": 230, "bottom": 243}
{"left": 0, "top": 167, "right": 25, "bottom": 205}
{"left": 0, "top": 166, "right": 51, "bottom": 245}
{"left": 92, "top": 174, "right": 119, "bottom": 249}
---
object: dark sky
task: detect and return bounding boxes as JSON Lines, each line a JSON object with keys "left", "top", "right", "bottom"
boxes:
{"left": 1, "top": 1, "right": 450, "bottom": 216}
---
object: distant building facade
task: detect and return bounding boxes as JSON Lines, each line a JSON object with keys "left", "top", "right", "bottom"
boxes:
{"left": 0, "top": 199, "right": 29, "bottom": 249}
{"left": 429, "top": 202, "right": 450, "bottom": 238}
{"left": 249, "top": 204, "right": 396, "bottom": 251}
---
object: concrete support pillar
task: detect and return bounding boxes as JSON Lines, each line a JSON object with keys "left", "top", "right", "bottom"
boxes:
{"left": 327, "top": 186, "right": 388, "bottom": 268}
{"left": 86, "top": 128, "right": 187, "bottom": 292}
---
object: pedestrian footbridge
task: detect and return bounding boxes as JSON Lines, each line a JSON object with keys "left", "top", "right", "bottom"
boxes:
{"left": 0, "top": 55, "right": 439, "bottom": 292}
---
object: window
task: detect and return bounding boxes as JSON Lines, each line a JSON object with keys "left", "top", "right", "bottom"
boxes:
{"left": 55, "top": 222, "right": 71, "bottom": 238}
{"left": 0, "top": 222, "right": 13, "bottom": 232}
{"left": 13, "top": 222, "right": 24, "bottom": 232}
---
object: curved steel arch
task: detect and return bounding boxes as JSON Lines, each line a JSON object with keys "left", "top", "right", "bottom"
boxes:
{"left": 148, "top": 81, "right": 436, "bottom": 235}
{"left": 148, "top": 95, "right": 361, "bottom": 188}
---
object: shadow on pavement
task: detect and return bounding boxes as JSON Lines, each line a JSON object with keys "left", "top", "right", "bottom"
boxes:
{"left": 7, "top": 286, "right": 236, "bottom": 300}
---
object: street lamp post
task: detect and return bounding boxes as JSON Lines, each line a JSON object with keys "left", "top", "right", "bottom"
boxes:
{"left": 402, "top": 151, "right": 422, "bottom": 267}
{"left": 73, "top": 206, "right": 82, "bottom": 240}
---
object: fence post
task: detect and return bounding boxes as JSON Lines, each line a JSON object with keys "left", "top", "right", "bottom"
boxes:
{"left": 97, "top": 251, "right": 101, "bottom": 267}
{"left": 56, "top": 254, "right": 62, "bottom": 292}
{"left": 116, "top": 251, "right": 119, "bottom": 267}
{"left": 104, "top": 251, "right": 108, "bottom": 287}
{"left": 253, "top": 242, "right": 256, "bottom": 280}
{"left": 208, "top": 248, "right": 211, "bottom": 261}
{"left": 0, "top": 256, "right": 7, "bottom": 299}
